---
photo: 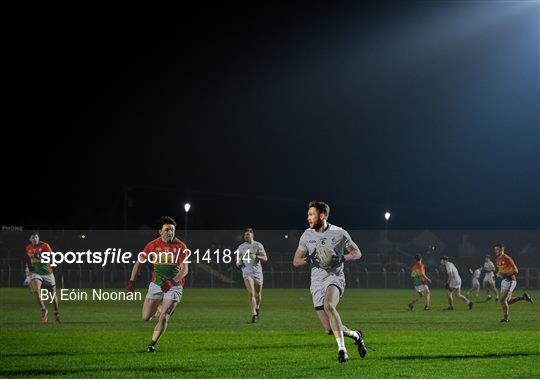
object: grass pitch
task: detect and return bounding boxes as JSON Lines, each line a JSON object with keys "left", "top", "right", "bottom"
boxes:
{"left": 1, "top": 288, "right": 539, "bottom": 378}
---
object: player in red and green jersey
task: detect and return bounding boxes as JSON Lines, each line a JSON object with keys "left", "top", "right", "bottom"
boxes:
{"left": 126, "top": 216, "right": 188, "bottom": 352}
{"left": 493, "top": 243, "right": 533, "bottom": 322}
{"left": 25, "top": 232, "right": 60, "bottom": 323}
{"left": 408, "top": 254, "right": 431, "bottom": 311}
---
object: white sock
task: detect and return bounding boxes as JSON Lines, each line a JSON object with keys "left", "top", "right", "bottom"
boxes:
{"left": 336, "top": 336, "right": 346, "bottom": 351}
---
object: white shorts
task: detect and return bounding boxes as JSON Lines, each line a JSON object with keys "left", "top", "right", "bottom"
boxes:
{"left": 311, "top": 275, "right": 345, "bottom": 309}
{"left": 242, "top": 268, "right": 263, "bottom": 285}
{"left": 29, "top": 273, "right": 56, "bottom": 287}
{"left": 146, "top": 282, "right": 183, "bottom": 302}
{"left": 500, "top": 279, "right": 517, "bottom": 292}
{"left": 415, "top": 284, "right": 429, "bottom": 293}
{"left": 483, "top": 278, "right": 495, "bottom": 287}
{"left": 449, "top": 279, "right": 461, "bottom": 290}
{"left": 472, "top": 279, "right": 480, "bottom": 287}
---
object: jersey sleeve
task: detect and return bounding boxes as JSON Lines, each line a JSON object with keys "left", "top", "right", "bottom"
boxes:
{"left": 297, "top": 231, "right": 308, "bottom": 253}
{"left": 43, "top": 243, "right": 53, "bottom": 253}
{"left": 342, "top": 230, "right": 355, "bottom": 250}
{"left": 258, "top": 242, "right": 265, "bottom": 252}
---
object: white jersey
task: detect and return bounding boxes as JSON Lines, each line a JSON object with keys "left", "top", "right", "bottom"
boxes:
{"left": 445, "top": 262, "right": 461, "bottom": 282}
{"left": 483, "top": 261, "right": 495, "bottom": 282}
{"left": 473, "top": 269, "right": 481, "bottom": 280}
{"left": 238, "top": 240, "right": 265, "bottom": 272}
{"left": 297, "top": 223, "right": 355, "bottom": 279}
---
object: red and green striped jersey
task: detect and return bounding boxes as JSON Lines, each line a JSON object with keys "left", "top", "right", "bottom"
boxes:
{"left": 140, "top": 237, "right": 187, "bottom": 286}
{"left": 26, "top": 242, "right": 53, "bottom": 275}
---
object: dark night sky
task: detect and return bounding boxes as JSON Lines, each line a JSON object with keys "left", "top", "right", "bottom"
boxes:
{"left": 3, "top": 1, "right": 539, "bottom": 230}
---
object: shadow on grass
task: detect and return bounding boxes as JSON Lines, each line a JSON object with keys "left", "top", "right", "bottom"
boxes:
{"left": 384, "top": 352, "right": 539, "bottom": 360}
{"left": 0, "top": 365, "right": 200, "bottom": 377}
{"left": 201, "top": 342, "right": 326, "bottom": 352}
{"left": 0, "top": 351, "right": 74, "bottom": 358}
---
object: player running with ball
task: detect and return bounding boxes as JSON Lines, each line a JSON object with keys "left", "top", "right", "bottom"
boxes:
{"left": 293, "top": 201, "right": 367, "bottom": 363}
{"left": 126, "top": 216, "right": 188, "bottom": 352}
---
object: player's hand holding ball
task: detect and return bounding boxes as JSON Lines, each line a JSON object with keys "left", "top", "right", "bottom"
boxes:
{"left": 331, "top": 253, "right": 346, "bottom": 267}
{"left": 305, "top": 249, "right": 321, "bottom": 268}
{"left": 161, "top": 279, "right": 176, "bottom": 292}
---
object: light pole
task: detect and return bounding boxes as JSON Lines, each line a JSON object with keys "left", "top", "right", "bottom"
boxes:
{"left": 384, "top": 211, "right": 391, "bottom": 230}
{"left": 384, "top": 211, "right": 391, "bottom": 254}
{"left": 184, "top": 202, "right": 191, "bottom": 240}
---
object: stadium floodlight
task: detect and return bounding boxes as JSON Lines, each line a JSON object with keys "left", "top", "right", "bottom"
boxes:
{"left": 384, "top": 211, "right": 391, "bottom": 221}
{"left": 184, "top": 202, "right": 191, "bottom": 240}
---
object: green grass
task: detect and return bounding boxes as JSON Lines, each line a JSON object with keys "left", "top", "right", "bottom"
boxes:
{"left": 1, "top": 288, "right": 539, "bottom": 378}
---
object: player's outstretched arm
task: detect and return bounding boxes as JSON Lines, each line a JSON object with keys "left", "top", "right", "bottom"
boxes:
{"left": 292, "top": 248, "right": 309, "bottom": 267}
{"left": 129, "top": 261, "right": 142, "bottom": 281}
{"left": 125, "top": 261, "right": 142, "bottom": 293}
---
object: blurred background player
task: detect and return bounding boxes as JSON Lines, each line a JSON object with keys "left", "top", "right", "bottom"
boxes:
{"left": 235, "top": 228, "right": 267, "bottom": 323}
{"left": 293, "top": 201, "right": 366, "bottom": 364}
{"left": 482, "top": 255, "right": 498, "bottom": 301}
{"left": 493, "top": 243, "right": 533, "bottom": 323}
{"left": 126, "top": 216, "right": 188, "bottom": 352}
{"left": 440, "top": 256, "right": 473, "bottom": 310}
{"left": 25, "top": 232, "right": 60, "bottom": 323}
{"left": 467, "top": 267, "right": 481, "bottom": 298}
{"left": 408, "top": 254, "right": 431, "bottom": 311}
{"left": 23, "top": 263, "right": 31, "bottom": 288}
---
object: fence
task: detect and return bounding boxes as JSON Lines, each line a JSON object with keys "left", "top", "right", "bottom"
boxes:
{"left": 1, "top": 258, "right": 539, "bottom": 290}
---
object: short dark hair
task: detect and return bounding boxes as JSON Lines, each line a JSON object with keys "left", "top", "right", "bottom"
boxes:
{"left": 244, "top": 228, "right": 253, "bottom": 234}
{"left": 440, "top": 256, "right": 449, "bottom": 261}
{"left": 29, "top": 231, "right": 39, "bottom": 237}
{"left": 493, "top": 243, "right": 505, "bottom": 249}
{"left": 308, "top": 201, "right": 330, "bottom": 217}
{"left": 159, "top": 216, "right": 177, "bottom": 228}
{"left": 485, "top": 255, "right": 491, "bottom": 259}
{"left": 415, "top": 254, "right": 422, "bottom": 262}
